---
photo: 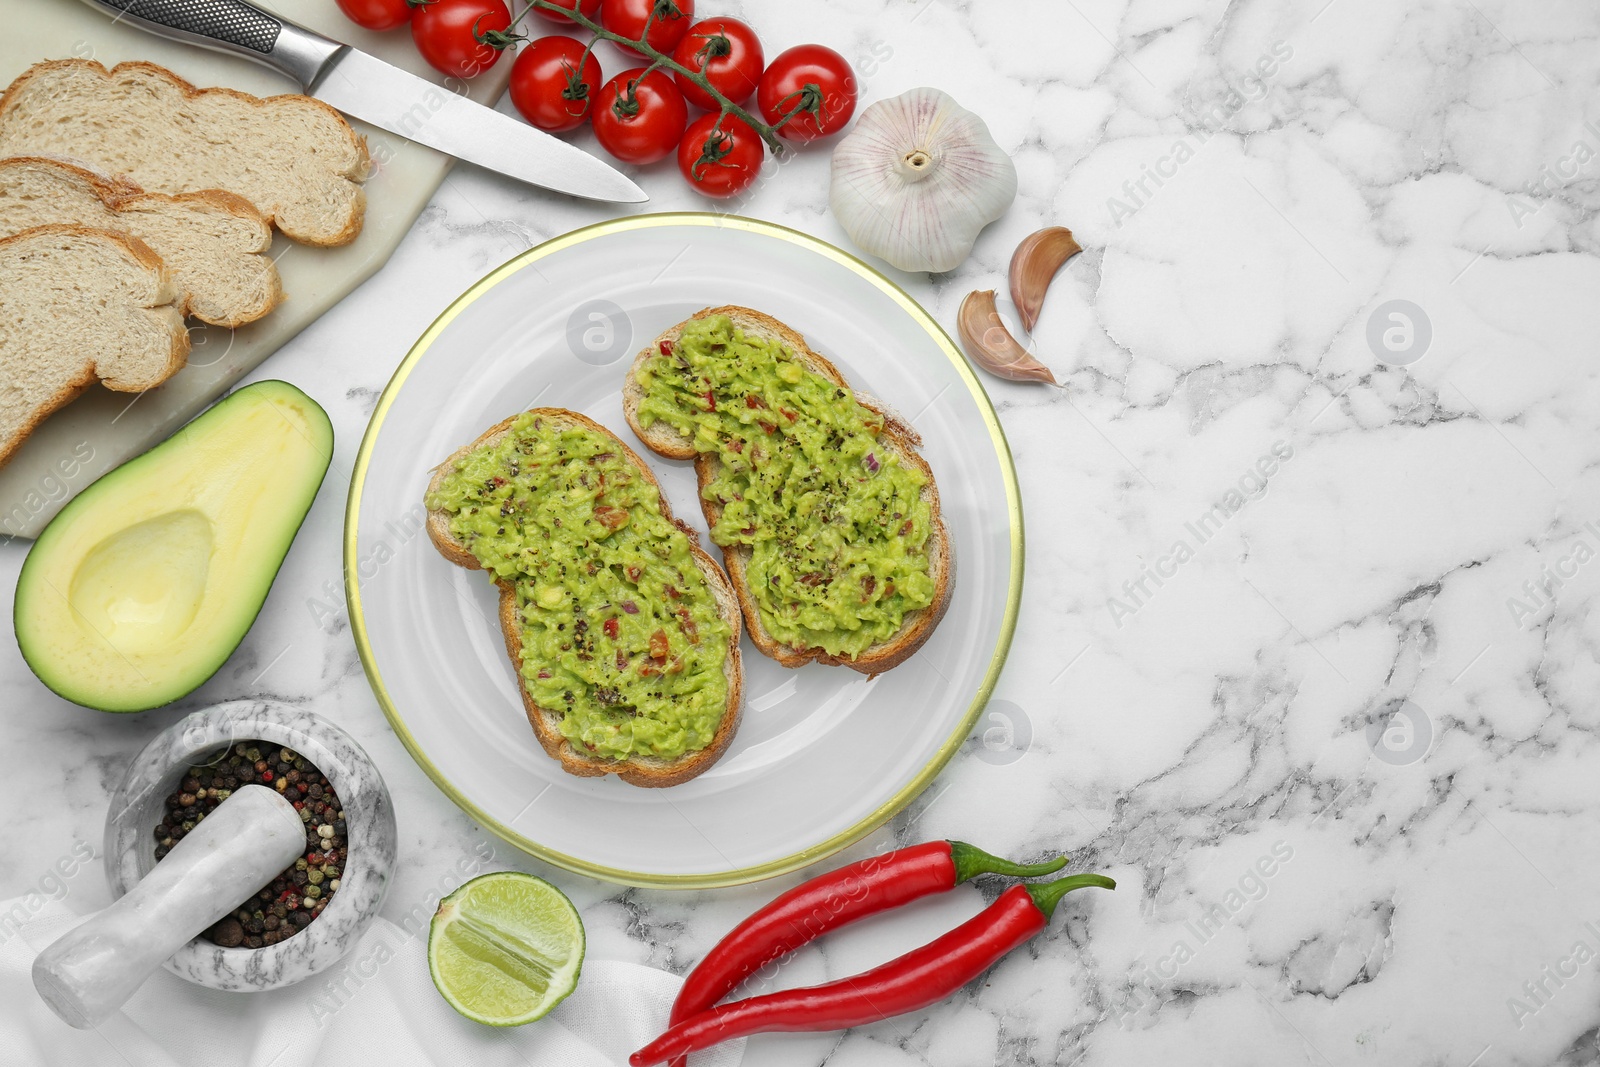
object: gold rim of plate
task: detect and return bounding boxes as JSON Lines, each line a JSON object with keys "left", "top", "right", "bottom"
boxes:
{"left": 344, "top": 213, "right": 1025, "bottom": 889}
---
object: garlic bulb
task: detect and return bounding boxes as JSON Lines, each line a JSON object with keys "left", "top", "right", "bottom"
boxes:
{"left": 829, "top": 87, "right": 1018, "bottom": 274}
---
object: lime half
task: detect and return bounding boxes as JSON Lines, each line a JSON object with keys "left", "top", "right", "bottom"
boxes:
{"left": 428, "top": 871, "right": 586, "bottom": 1026}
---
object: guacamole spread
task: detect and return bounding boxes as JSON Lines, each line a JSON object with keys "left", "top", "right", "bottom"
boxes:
{"left": 633, "top": 314, "right": 935, "bottom": 659}
{"left": 425, "top": 414, "right": 730, "bottom": 761}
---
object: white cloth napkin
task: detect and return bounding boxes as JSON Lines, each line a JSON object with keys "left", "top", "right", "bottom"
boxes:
{"left": 0, "top": 898, "right": 744, "bottom": 1067}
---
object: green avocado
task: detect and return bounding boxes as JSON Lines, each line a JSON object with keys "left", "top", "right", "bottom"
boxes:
{"left": 633, "top": 314, "right": 935, "bottom": 658}
{"left": 14, "top": 381, "right": 333, "bottom": 712}
{"left": 425, "top": 414, "right": 730, "bottom": 762}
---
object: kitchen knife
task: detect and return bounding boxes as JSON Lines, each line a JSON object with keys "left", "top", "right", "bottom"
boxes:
{"left": 75, "top": 0, "right": 648, "bottom": 203}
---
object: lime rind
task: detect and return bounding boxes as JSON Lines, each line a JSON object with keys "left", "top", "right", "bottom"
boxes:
{"left": 428, "top": 871, "right": 586, "bottom": 1026}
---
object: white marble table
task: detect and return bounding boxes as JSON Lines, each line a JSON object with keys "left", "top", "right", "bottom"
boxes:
{"left": 3, "top": 0, "right": 1597, "bottom": 1063}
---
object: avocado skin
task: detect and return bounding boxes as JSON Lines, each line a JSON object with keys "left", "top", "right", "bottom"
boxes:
{"left": 14, "top": 381, "right": 333, "bottom": 712}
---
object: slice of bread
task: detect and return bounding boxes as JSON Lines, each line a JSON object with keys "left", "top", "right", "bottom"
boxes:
{"left": 0, "top": 157, "right": 282, "bottom": 329}
{"left": 426, "top": 408, "right": 744, "bottom": 788}
{"left": 0, "top": 60, "right": 369, "bottom": 247}
{"left": 623, "top": 307, "right": 954, "bottom": 675}
{"left": 0, "top": 224, "right": 189, "bottom": 467}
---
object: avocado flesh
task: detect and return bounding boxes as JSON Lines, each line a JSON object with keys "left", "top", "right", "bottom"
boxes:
{"left": 14, "top": 381, "right": 333, "bottom": 712}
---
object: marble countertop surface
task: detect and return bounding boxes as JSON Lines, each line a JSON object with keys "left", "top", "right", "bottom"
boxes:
{"left": 4, "top": 0, "right": 1598, "bottom": 1063}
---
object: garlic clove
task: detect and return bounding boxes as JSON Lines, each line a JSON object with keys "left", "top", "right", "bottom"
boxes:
{"left": 829, "top": 88, "right": 1018, "bottom": 274}
{"left": 1009, "top": 226, "right": 1082, "bottom": 333}
{"left": 957, "top": 290, "right": 1057, "bottom": 385}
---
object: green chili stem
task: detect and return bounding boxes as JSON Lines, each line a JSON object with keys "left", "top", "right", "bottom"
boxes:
{"left": 948, "top": 841, "right": 1069, "bottom": 884}
{"left": 1025, "top": 873, "right": 1117, "bottom": 921}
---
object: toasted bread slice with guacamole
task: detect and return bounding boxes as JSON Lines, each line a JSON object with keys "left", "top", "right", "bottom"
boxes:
{"left": 425, "top": 408, "right": 743, "bottom": 788}
{"left": 623, "top": 307, "right": 952, "bottom": 675}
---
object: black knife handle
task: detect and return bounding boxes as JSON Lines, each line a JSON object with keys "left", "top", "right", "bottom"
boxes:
{"left": 86, "top": 0, "right": 280, "bottom": 52}
{"left": 74, "top": 0, "right": 344, "bottom": 87}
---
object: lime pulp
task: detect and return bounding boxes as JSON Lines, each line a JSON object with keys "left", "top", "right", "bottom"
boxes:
{"left": 427, "top": 871, "right": 585, "bottom": 1026}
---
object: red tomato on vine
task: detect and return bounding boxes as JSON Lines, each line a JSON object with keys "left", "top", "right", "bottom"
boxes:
{"left": 671, "top": 17, "right": 763, "bottom": 110}
{"left": 757, "top": 44, "right": 857, "bottom": 142}
{"left": 532, "top": 0, "right": 601, "bottom": 24}
{"left": 335, "top": 0, "right": 412, "bottom": 32}
{"left": 592, "top": 68, "right": 688, "bottom": 164}
{"left": 510, "top": 37, "right": 602, "bottom": 132}
{"left": 600, "top": 0, "right": 694, "bottom": 59}
{"left": 676, "top": 113, "right": 764, "bottom": 197}
{"left": 411, "top": 0, "right": 513, "bottom": 79}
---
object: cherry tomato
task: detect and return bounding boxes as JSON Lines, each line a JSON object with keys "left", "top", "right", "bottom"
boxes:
{"left": 600, "top": 0, "right": 694, "bottom": 59}
{"left": 335, "top": 0, "right": 412, "bottom": 31}
{"left": 510, "top": 37, "right": 601, "bottom": 132}
{"left": 410, "top": 0, "right": 511, "bottom": 79}
{"left": 532, "top": 0, "right": 600, "bottom": 24}
{"left": 592, "top": 68, "right": 688, "bottom": 164}
{"left": 671, "top": 17, "right": 763, "bottom": 111}
{"left": 677, "top": 113, "right": 763, "bottom": 198}
{"left": 757, "top": 44, "right": 857, "bottom": 143}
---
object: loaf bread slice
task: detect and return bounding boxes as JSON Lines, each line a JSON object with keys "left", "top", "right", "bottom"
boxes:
{"left": 623, "top": 307, "right": 953, "bottom": 675}
{"left": 0, "top": 157, "right": 281, "bottom": 328}
{"left": 0, "top": 224, "right": 189, "bottom": 467}
{"left": 0, "top": 60, "right": 369, "bottom": 247}
{"left": 426, "top": 408, "right": 745, "bottom": 788}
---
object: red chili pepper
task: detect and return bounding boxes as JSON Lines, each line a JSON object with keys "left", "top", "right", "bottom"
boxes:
{"left": 663, "top": 841, "right": 1066, "bottom": 1067}
{"left": 634, "top": 873, "right": 1113, "bottom": 1067}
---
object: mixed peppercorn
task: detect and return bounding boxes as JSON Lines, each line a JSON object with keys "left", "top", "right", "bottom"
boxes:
{"left": 152, "top": 741, "right": 347, "bottom": 950}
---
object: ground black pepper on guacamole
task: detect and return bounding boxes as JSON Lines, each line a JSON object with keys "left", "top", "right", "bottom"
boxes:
{"left": 633, "top": 314, "right": 936, "bottom": 659}
{"left": 425, "top": 414, "right": 730, "bottom": 761}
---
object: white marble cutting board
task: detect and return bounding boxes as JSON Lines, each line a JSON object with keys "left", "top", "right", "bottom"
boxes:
{"left": 0, "top": 0, "right": 514, "bottom": 539}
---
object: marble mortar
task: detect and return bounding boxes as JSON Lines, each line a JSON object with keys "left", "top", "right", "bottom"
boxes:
{"left": 104, "top": 699, "right": 397, "bottom": 992}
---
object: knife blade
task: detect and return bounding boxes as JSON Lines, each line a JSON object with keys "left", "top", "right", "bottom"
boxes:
{"left": 313, "top": 49, "right": 646, "bottom": 203}
{"left": 75, "top": 0, "right": 648, "bottom": 204}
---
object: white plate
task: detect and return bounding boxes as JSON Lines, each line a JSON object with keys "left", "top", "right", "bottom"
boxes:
{"left": 347, "top": 215, "right": 1022, "bottom": 888}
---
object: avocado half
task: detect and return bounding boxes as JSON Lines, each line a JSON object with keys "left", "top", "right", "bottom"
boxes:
{"left": 14, "top": 380, "right": 333, "bottom": 712}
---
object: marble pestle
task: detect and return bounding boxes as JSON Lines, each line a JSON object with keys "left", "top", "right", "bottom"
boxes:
{"left": 33, "top": 784, "right": 305, "bottom": 1029}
